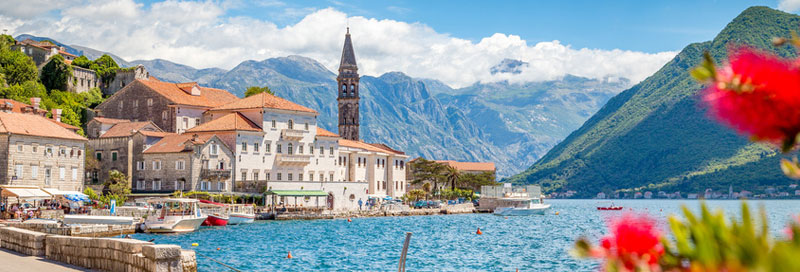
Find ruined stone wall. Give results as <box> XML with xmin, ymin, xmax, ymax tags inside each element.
<box><xmin>68</xmin><ymin>66</ymin><xmax>100</xmax><ymax>94</ymax></box>
<box><xmin>104</xmin><ymin>65</ymin><xmax>149</xmax><ymax>96</ymax></box>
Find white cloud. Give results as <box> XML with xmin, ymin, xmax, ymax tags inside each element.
<box><xmin>0</xmin><ymin>0</ymin><xmax>677</xmax><ymax>88</ymax></box>
<box><xmin>779</xmin><ymin>0</ymin><xmax>800</xmax><ymax>12</ymax></box>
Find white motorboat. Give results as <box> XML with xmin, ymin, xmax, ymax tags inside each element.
<box><xmin>493</xmin><ymin>197</ymin><xmax>551</xmax><ymax>216</ymax></box>
<box><xmin>142</xmin><ymin>198</ymin><xmax>207</xmax><ymax>233</ymax></box>
<box><xmin>227</xmin><ymin>204</ymin><xmax>255</xmax><ymax>225</ymax></box>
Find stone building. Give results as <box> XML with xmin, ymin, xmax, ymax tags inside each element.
<box><xmin>86</xmin><ymin>119</ymin><xmax>172</xmax><ymax>186</ymax></box>
<box><xmin>406</xmin><ymin>158</ymin><xmax>496</xmax><ymax>191</ymax></box>
<box><xmin>138</xmin><ymin>134</ymin><xmax>234</xmax><ymax>193</ymax></box>
<box><xmin>103</xmin><ymin>65</ymin><xmax>149</xmax><ymax>96</ymax></box>
<box><xmin>11</xmin><ymin>39</ymin><xmax>77</xmax><ymax>68</ymax></box>
<box><xmin>0</xmin><ymin>102</ymin><xmax>87</xmax><ymax>192</ymax></box>
<box><xmin>67</xmin><ymin>66</ymin><xmax>101</xmax><ymax>94</ymax></box>
<box><xmin>337</xmin><ymin>28</ymin><xmax>361</xmax><ymax>141</ymax></box>
<box><xmin>93</xmin><ymin>77</ymin><xmax>239</xmax><ymax>134</ymax></box>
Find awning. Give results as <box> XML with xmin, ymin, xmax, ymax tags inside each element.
<box><xmin>1</xmin><ymin>186</ymin><xmax>51</xmax><ymax>199</ymax></box>
<box><xmin>265</xmin><ymin>190</ymin><xmax>328</xmax><ymax>197</ymax></box>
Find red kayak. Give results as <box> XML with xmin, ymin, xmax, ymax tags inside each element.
<box><xmin>202</xmin><ymin>213</ymin><xmax>229</xmax><ymax>226</ymax></box>
<box><xmin>597</xmin><ymin>206</ymin><xmax>623</xmax><ymax>211</ymax></box>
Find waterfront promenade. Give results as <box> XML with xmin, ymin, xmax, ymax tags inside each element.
<box><xmin>0</xmin><ymin>248</ymin><xmax>88</xmax><ymax>272</ymax></box>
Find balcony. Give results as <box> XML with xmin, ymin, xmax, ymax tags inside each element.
<box><xmin>276</xmin><ymin>154</ymin><xmax>312</xmax><ymax>166</ymax></box>
<box><xmin>281</xmin><ymin>129</ymin><xmax>306</xmax><ymax>140</ymax></box>
<box><xmin>200</xmin><ymin>169</ymin><xmax>232</xmax><ymax>181</ymax></box>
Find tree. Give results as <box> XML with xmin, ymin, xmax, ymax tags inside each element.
<box><xmin>0</xmin><ymin>34</ymin><xmax>14</xmax><ymax>50</ymax></box>
<box><xmin>445</xmin><ymin>165</ymin><xmax>460</xmax><ymax>190</ymax></box>
<box><xmin>245</xmin><ymin>86</ymin><xmax>274</xmax><ymax>97</ymax></box>
<box><xmin>40</xmin><ymin>54</ymin><xmax>72</xmax><ymax>91</ymax></box>
<box><xmin>0</xmin><ymin>48</ymin><xmax>37</xmax><ymax>85</ymax></box>
<box><xmin>90</xmin><ymin>54</ymin><xmax>119</xmax><ymax>85</ymax></box>
<box><xmin>103</xmin><ymin>170</ymin><xmax>131</xmax><ymax>204</ymax></box>
<box><xmin>458</xmin><ymin>171</ymin><xmax>499</xmax><ymax>191</ymax></box>
<box><xmin>72</xmin><ymin>55</ymin><xmax>92</xmax><ymax>69</ymax></box>
<box><xmin>409</xmin><ymin>158</ymin><xmax>448</xmax><ymax>197</ymax></box>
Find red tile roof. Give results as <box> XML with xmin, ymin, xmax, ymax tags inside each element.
<box><xmin>144</xmin><ymin>134</ymin><xmax>217</xmax><ymax>153</ymax></box>
<box><xmin>339</xmin><ymin>139</ymin><xmax>404</xmax><ymax>155</ymax></box>
<box><xmin>59</xmin><ymin>50</ymin><xmax>77</xmax><ymax>58</ymax></box>
<box><xmin>210</xmin><ymin>92</ymin><xmax>317</xmax><ymax>114</ymax></box>
<box><xmin>136</xmin><ymin>78</ymin><xmax>238</xmax><ymax>108</ymax></box>
<box><xmin>0</xmin><ymin>112</ymin><xmax>86</xmax><ymax>141</ymax></box>
<box><xmin>48</xmin><ymin>119</ymin><xmax>80</xmax><ymax>131</ymax></box>
<box><xmin>138</xmin><ymin>130</ymin><xmax>174</xmax><ymax>138</ymax></box>
<box><xmin>100</xmin><ymin>122</ymin><xmax>158</xmax><ymax>138</ymax></box>
<box><xmin>186</xmin><ymin>112</ymin><xmax>261</xmax><ymax>133</ymax></box>
<box><xmin>0</xmin><ymin>99</ymin><xmax>29</xmax><ymax>113</ymax></box>
<box><xmin>91</xmin><ymin>117</ymin><xmax>130</xmax><ymax>124</ymax></box>
<box><xmin>434</xmin><ymin>160</ymin><xmax>495</xmax><ymax>172</ymax></box>
<box><xmin>316</xmin><ymin>127</ymin><xmax>339</xmax><ymax>138</ymax></box>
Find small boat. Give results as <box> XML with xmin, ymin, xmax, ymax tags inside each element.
<box><xmin>493</xmin><ymin>196</ymin><xmax>551</xmax><ymax>216</ymax></box>
<box><xmin>597</xmin><ymin>202</ymin><xmax>623</xmax><ymax>211</ymax></box>
<box><xmin>198</xmin><ymin>200</ymin><xmax>229</xmax><ymax>226</ymax></box>
<box><xmin>227</xmin><ymin>204</ymin><xmax>256</xmax><ymax>225</ymax></box>
<box><xmin>142</xmin><ymin>198</ymin><xmax>207</xmax><ymax>233</ymax></box>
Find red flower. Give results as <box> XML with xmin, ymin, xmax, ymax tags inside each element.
<box><xmin>702</xmin><ymin>47</ymin><xmax>800</xmax><ymax>146</ymax></box>
<box><xmin>600</xmin><ymin>213</ymin><xmax>664</xmax><ymax>270</ymax></box>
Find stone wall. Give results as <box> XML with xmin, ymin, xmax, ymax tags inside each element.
<box><xmin>4</xmin><ymin>221</ymin><xmax>136</xmax><ymax>237</ymax></box>
<box><xmin>0</xmin><ymin>226</ymin><xmax>196</xmax><ymax>271</ymax></box>
<box><xmin>104</xmin><ymin>65</ymin><xmax>148</xmax><ymax>96</ymax></box>
<box><xmin>95</xmin><ymin>80</ymin><xmax>176</xmax><ymax>133</ymax></box>
<box><xmin>68</xmin><ymin>66</ymin><xmax>100</xmax><ymax>94</ymax></box>
<box><xmin>90</xmin><ymin>206</ymin><xmax>151</xmax><ymax>219</ymax></box>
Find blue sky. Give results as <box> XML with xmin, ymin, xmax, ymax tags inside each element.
<box><xmin>1</xmin><ymin>0</ymin><xmax>793</xmax><ymax>87</ymax></box>
<box><xmin>214</xmin><ymin>0</ymin><xmax>779</xmax><ymax>53</ymax></box>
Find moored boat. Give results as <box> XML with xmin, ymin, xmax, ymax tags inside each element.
<box><xmin>493</xmin><ymin>195</ymin><xmax>551</xmax><ymax>216</ymax></box>
<box><xmin>597</xmin><ymin>202</ymin><xmax>623</xmax><ymax>211</ymax></box>
<box><xmin>228</xmin><ymin>204</ymin><xmax>255</xmax><ymax>225</ymax></box>
<box><xmin>142</xmin><ymin>198</ymin><xmax>207</xmax><ymax>233</ymax></box>
<box><xmin>198</xmin><ymin>200</ymin><xmax>229</xmax><ymax>226</ymax></box>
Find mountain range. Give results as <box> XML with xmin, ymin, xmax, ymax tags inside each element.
<box><xmin>506</xmin><ymin>6</ymin><xmax>798</xmax><ymax>197</ymax></box>
<box><xmin>16</xmin><ymin>35</ymin><xmax>629</xmax><ymax>178</ymax></box>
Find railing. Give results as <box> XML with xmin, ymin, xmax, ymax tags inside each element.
<box><xmin>281</xmin><ymin>129</ymin><xmax>306</xmax><ymax>140</ymax></box>
<box><xmin>276</xmin><ymin>154</ymin><xmax>312</xmax><ymax>165</ymax></box>
<box><xmin>201</xmin><ymin>169</ymin><xmax>231</xmax><ymax>181</ymax></box>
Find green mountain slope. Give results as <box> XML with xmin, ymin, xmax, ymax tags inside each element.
<box><xmin>506</xmin><ymin>6</ymin><xmax>799</xmax><ymax>197</ymax></box>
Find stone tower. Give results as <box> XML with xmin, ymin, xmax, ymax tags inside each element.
<box><xmin>337</xmin><ymin>28</ymin><xmax>360</xmax><ymax>141</ymax></box>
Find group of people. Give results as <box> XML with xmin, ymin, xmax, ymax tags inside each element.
<box><xmin>0</xmin><ymin>199</ymin><xmax>89</xmax><ymax>221</ymax></box>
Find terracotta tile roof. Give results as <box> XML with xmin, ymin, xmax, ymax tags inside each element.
<box><xmin>0</xmin><ymin>99</ymin><xmax>29</xmax><ymax>113</ymax></box>
<box><xmin>368</xmin><ymin>143</ymin><xmax>405</xmax><ymax>155</ymax></box>
<box><xmin>138</xmin><ymin>130</ymin><xmax>174</xmax><ymax>138</ymax></box>
<box><xmin>59</xmin><ymin>50</ymin><xmax>77</xmax><ymax>58</ymax></box>
<box><xmin>136</xmin><ymin>78</ymin><xmax>238</xmax><ymax>108</ymax></box>
<box><xmin>210</xmin><ymin>92</ymin><xmax>317</xmax><ymax>114</ymax></box>
<box><xmin>100</xmin><ymin>122</ymin><xmax>157</xmax><ymax>138</ymax></box>
<box><xmin>48</xmin><ymin>119</ymin><xmax>80</xmax><ymax>130</ymax></box>
<box><xmin>186</xmin><ymin>112</ymin><xmax>261</xmax><ymax>133</ymax></box>
<box><xmin>339</xmin><ymin>139</ymin><xmax>404</xmax><ymax>155</ymax></box>
<box><xmin>144</xmin><ymin>133</ymin><xmax>216</xmax><ymax>154</ymax></box>
<box><xmin>64</xmin><ymin>59</ymin><xmax>72</xmax><ymax>65</ymax></box>
<box><xmin>0</xmin><ymin>112</ymin><xmax>86</xmax><ymax>141</ymax></box>
<box><xmin>434</xmin><ymin>160</ymin><xmax>496</xmax><ymax>172</ymax></box>
<box><xmin>91</xmin><ymin>117</ymin><xmax>130</xmax><ymax>124</ymax></box>
<box><xmin>316</xmin><ymin>127</ymin><xmax>339</xmax><ymax>138</ymax></box>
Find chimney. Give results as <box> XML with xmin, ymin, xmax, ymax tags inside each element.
<box><xmin>192</xmin><ymin>134</ymin><xmax>199</xmax><ymax>142</ymax></box>
<box><xmin>30</xmin><ymin>97</ymin><xmax>40</xmax><ymax>110</ymax></box>
<box><xmin>51</xmin><ymin>108</ymin><xmax>62</xmax><ymax>122</ymax></box>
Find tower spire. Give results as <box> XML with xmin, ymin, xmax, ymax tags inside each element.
<box><xmin>337</xmin><ymin>28</ymin><xmax>360</xmax><ymax>141</ymax></box>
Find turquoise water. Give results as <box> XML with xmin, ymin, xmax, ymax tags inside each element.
<box><xmin>131</xmin><ymin>200</ymin><xmax>800</xmax><ymax>271</ymax></box>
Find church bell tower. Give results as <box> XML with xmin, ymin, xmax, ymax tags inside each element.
<box><xmin>337</xmin><ymin>28</ymin><xmax>360</xmax><ymax>141</ymax></box>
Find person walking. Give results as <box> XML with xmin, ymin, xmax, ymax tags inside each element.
<box><xmin>358</xmin><ymin>199</ymin><xmax>363</xmax><ymax>210</ymax></box>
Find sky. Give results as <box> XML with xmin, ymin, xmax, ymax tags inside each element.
<box><xmin>0</xmin><ymin>0</ymin><xmax>797</xmax><ymax>88</ymax></box>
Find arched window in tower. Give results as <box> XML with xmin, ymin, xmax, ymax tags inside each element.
<box><xmin>350</xmin><ymin>84</ymin><xmax>355</xmax><ymax>95</ymax></box>
<box><xmin>288</xmin><ymin>143</ymin><xmax>293</xmax><ymax>155</ymax></box>
<box><xmin>341</xmin><ymin>85</ymin><xmax>346</xmax><ymax>95</ymax></box>
<box><xmin>288</xmin><ymin>119</ymin><xmax>294</xmax><ymax>129</ymax></box>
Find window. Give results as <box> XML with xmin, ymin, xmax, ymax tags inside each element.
<box><xmin>319</xmin><ymin>173</ymin><xmax>324</xmax><ymax>181</ymax></box>
<box><xmin>253</xmin><ymin>172</ymin><xmax>259</xmax><ymax>181</ymax></box>
<box><xmin>71</xmin><ymin>168</ymin><xmax>77</xmax><ymax>180</ymax></box>
<box><xmin>288</xmin><ymin>173</ymin><xmax>293</xmax><ymax>181</ymax></box>
<box><xmin>133</xmin><ymin>100</ymin><xmax>138</xmax><ymax>107</ymax></box>
<box><xmin>309</xmin><ymin>144</ymin><xmax>314</xmax><ymax>154</ymax></box>
<box><xmin>59</xmin><ymin>167</ymin><xmax>65</xmax><ymax>180</ymax></box>
<box><xmin>147</xmin><ymin>98</ymin><xmax>153</xmax><ymax>107</ymax></box>
<box><xmin>218</xmin><ymin>161</ymin><xmax>225</xmax><ymax>170</ymax></box>
<box><xmin>60</xmin><ymin>148</ymin><xmax>66</xmax><ymax>156</ymax></box>
<box><xmin>31</xmin><ymin>165</ymin><xmax>38</xmax><ymax>179</ymax></box>
<box><xmin>195</xmin><ymin>119</ymin><xmax>200</xmax><ymax>126</ymax></box>
<box><xmin>330</xmin><ymin>174</ymin><xmax>334</xmax><ymax>182</ymax></box>
<box><xmin>288</xmin><ymin>143</ymin><xmax>293</xmax><ymax>155</ymax></box>
<box><xmin>111</xmin><ymin>151</ymin><xmax>118</xmax><ymax>161</ymax></box>
<box><xmin>288</xmin><ymin>119</ymin><xmax>294</xmax><ymax>129</ymax></box>
<box><xmin>309</xmin><ymin>173</ymin><xmax>314</xmax><ymax>181</ymax></box>
<box><xmin>305</xmin><ymin>123</ymin><xmax>309</xmax><ymax>130</ymax></box>
<box><xmin>298</xmin><ymin>145</ymin><xmax>303</xmax><ymax>154</ymax></box>
<box><xmin>137</xmin><ymin>161</ymin><xmax>145</xmax><ymax>170</ymax></box>
<box><xmin>200</xmin><ymin>181</ymin><xmax>207</xmax><ymax>191</ymax></box>
<box><xmin>272</xmin><ymin>120</ymin><xmax>276</xmax><ymax>128</ymax></box>
<box><xmin>46</xmin><ymin>146</ymin><xmax>53</xmax><ymax>156</ymax></box>
<box><xmin>153</xmin><ymin>180</ymin><xmax>161</xmax><ymax>190</ymax></box>
<box><xmin>137</xmin><ymin>180</ymin><xmax>145</xmax><ymax>190</ymax></box>
<box><xmin>277</xmin><ymin>173</ymin><xmax>282</xmax><ymax>181</ymax></box>
<box><xmin>118</xmin><ymin>101</ymin><xmax>123</xmax><ymax>109</ymax></box>
<box><xmin>241</xmin><ymin>142</ymin><xmax>247</xmax><ymax>152</ymax></box>
<box><xmin>175</xmin><ymin>160</ymin><xmax>185</xmax><ymax>170</ymax></box>
<box><xmin>401</xmin><ymin>161</ymin><xmax>405</xmax><ymax>168</ymax></box>
<box><xmin>16</xmin><ymin>142</ymin><xmax>22</xmax><ymax>152</ymax></box>
<box><xmin>319</xmin><ymin>147</ymin><xmax>323</xmax><ymax>156</ymax></box>
<box><xmin>265</xmin><ymin>143</ymin><xmax>271</xmax><ymax>153</ymax></box>
<box><xmin>218</xmin><ymin>182</ymin><xmax>225</xmax><ymax>191</ymax></box>
<box><xmin>254</xmin><ymin>143</ymin><xmax>259</xmax><ymax>153</ymax></box>
<box><xmin>152</xmin><ymin>161</ymin><xmax>162</xmax><ymax>170</ymax></box>
<box><xmin>241</xmin><ymin>171</ymin><xmax>248</xmax><ymax>181</ymax></box>
<box><xmin>32</xmin><ymin>144</ymin><xmax>37</xmax><ymax>153</ymax></box>
<box><xmin>96</xmin><ymin>152</ymin><xmax>102</xmax><ymax>161</ymax></box>
<box><xmin>162</xmin><ymin>111</ymin><xmax>168</xmax><ymax>121</ymax></box>
<box><xmin>383</xmin><ymin>181</ymin><xmax>388</xmax><ymax>191</ymax></box>
<box><xmin>329</xmin><ymin>146</ymin><xmax>334</xmax><ymax>155</ymax></box>
<box><xmin>14</xmin><ymin>164</ymin><xmax>23</xmax><ymax>179</ymax></box>
<box><xmin>182</xmin><ymin>117</ymin><xmax>188</xmax><ymax>129</ymax></box>
<box><xmin>277</xmin><ymin>144</ymin><xmax>282</xmax><ymax>154</ymax></box>
<box><xmin>210</xmin><ymin>144</ymin><xmax>218</xmax><ymax>155</ymax></box>
<box><xmin>266</xmin><ymin>173</ymin><xmax>270</xmax><ymax>181</ymax></box>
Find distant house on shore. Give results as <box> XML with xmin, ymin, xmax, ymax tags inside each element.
<box><xmin>406</xmin><ymin>158</ymin><xmax>496</xmax><ymax>192</ymax></box>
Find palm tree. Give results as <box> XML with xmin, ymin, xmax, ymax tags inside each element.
<box><xmin>422</xmin><ymin>183</ymin><xmax>432</xmax><ymax>200</ymax></box>
<box><xmin>445</xmin><ymin>165</ymin><xmax>460</xmax><ymax>191</ymax></box>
